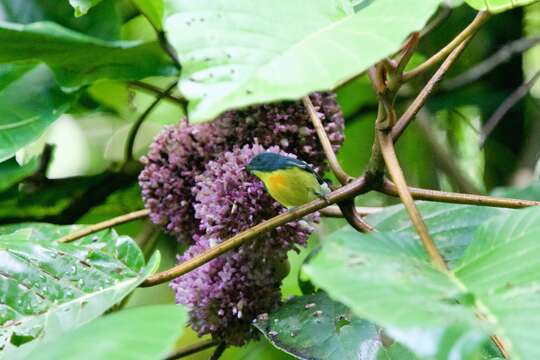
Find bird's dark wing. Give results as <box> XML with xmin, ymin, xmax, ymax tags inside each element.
<box><xmin>283</xmin><ymin>157</ymin><xmax>326</xmax><ymax>185</ymax></box>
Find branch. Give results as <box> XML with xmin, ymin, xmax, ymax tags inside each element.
<box><xmin>402</xmin><ymin>11</ymin><xmax>490</xmax><ymax>81</ymax></box>
<box><xmin>380</xmin><ymin>179</ymin><xmax>540</xmax><ymax>208</ymax></box>
<box><xmin>209</xmin><ymin>342</ymin><xmax>226</xmax><ymax>360</ymax></box>
<box><xmin>58</xmin><ymin>209</ymin><xmax>149</xmax><ymax>243</ymax></box>
<box><xmin>479</xmin><ymin>68</ymin><xmax>540</xmax><ymax>147</ymax></box>
<box><xmin>442</xmin><ymin>37</ymin><xmax>540</xmax><ymax>91</ymax></box>
<box><xmin>377</xmin><ymin>131</ymin><xmax>448</xmax><ymax>271</ymax></box>
<box><xmin>320</xmin><ymin>205</ymin><xmax>382</xmax><ymax>218</ymax></box>
<box><xmin>416</xmin><ymin>110</ymin><xmax>483</xmax><ymax>194</ymax></box>
<box><xmin>165</xmin><ymin>339</ymin><xmax>219</xmax><ymax>360</ymax></box>
<box><xmin>124</xmin><ymin>81</ymin><xmax>178</xmax><ymax>162</ymax></box>
<box><xmin>302</xmin><ymin>96</ymin><xmax>352</xmax><ymax>184</ymax></box>
<box><xmin>141</xmin><ymin>176</ymin><xmax>370</xmax><ymax>287</ymax></box>
<box><xmin>391</xmin><ymin>38</ymin><xmax>471</xmax><ymax>142</ymax></box>
<box><xmin>129</xmin><ymin>81</ymin><xmax>186</xmax><ymax>106</ymax></box>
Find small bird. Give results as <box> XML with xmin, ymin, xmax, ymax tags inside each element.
<box><xmin>246</xmin><ymin>152</ymin><xmax>330</xmax><ymax>208</ymax></box>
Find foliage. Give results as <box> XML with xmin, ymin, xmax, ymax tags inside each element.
<box><xmin>0</xmin><ymin>0</ymin><xmax>539</xmax><ymax>359</ymax></box>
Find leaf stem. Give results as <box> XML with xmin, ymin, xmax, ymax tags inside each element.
<box><xmin>165</xmin><ymin>339</ymin><xmax>219</xmax><ymax>360</ymax></box>
<box><xmin>209</xmin><ymin>342</ymin><xmax>227</xmax><ymax>360</ymax></box>
<box><xmin>402</xmin><ymin>11</ymin><xmax>490</xmax><ymax>81</ymax></box>
<box><xmin>302</xmin><ymin>96</ymin><xmax>352</xmax><ymax>184</ymax></box>
<box><xmin>391</xmin><ymin>38</ymin><xmax>472</xmax><ymax>142</ymax></box>
<box><xmin>377</xmin><ymin>131</ymin><xmax>448</xmax><ymax>271</ymax></box>
<box><xmin>380</xmin><ymin>179</ymin><xmax>540</xmax><ymax>208</ymax></box>
<box><xmin>124</xmin><ymin>81</ymin><xmax>177</xmax><ymax>163</ymax></box>
<box><xmin>58</xmin><ymin>209</ymin><xmax>150</xmax><ymax>243</ymax></box>
<box><xmin>141</xmin><ymin>176</ymin><xmax>370</xmax><ymax>287</ymax></box>
<box><xmin>129</xmin><ymin>81</ymin><xmax>186</xmax><ymax>106</ymax></box>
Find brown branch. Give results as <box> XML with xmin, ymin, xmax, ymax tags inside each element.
<box><xmin>303</xmin><ymin>96</ymin><xmax>352</xmax><ymax>184</ymax></box>
<box><xmin>58</xmin><ymin>209</ymin><xmax>150</xmax><ymax>243</ymax></box>
<box><xmin>129</xmin><ymin>81</ymin><xmax>186</xmax><ymax>106</ymax></box>
<box><xmin>380</xmin><ymin>179</ymin><xmax>540</xmax><ymax>208</ymax></box>
<box><xmin>442</xmin><ymin>37</ymin><xmax>540</xmax><ymax>91</ymax></box>
<box><xmin>377</xmin><ymin>131</ymin><xmax>448</xmax><ymax>271</ymax></box>
<box><xmin>320</xmin><ymin>205</ymin><xmax>382</xmax><ymax>218</ymax></box>
<box><xmin>402</xmin><ymin>11</ymin><xmax>490</xmax><ymax>81</ymax></box>
<box><xmin>165</xmin><ymin>339</ymin><xmax>219</xmax><ymax>360</ymax></box>
<box><xmin>391</xmin><ymin>38</ymin><xmax>472</xmax><ymax>142</ymax></box>
<box><xmin>125</xmin><ymin>81</ymin><xmax>178</xmax><ymax>163</ymax></box>
<box><xmin>141</xmin><ymin>176</ymin><xmax>370</xmax><ymax>287</ymax></box>
<box><xmin>479</xmin><ymin>68</ymin><xmax>540</xmax><ymax>147</ymax></box>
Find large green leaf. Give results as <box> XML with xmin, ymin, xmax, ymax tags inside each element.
<box><xmin>254</xmin><ymin>291</ymin><xmax>409</xmax><ymax>360</ymax></box>
<box><xmin>0</xmin><ymin>21</ymin><xmax>176</xmax><ymax>89</ymax></box>
<box><xmin>0</xmin><ymin>224</ymin><xmax>160</xmax><ymax>358</ymax></box>
<box><xmin>367</xmin><ymin>202</ymin><xmax>507</xmax><ymax>266</ymax></box>
<box><xmin>0</xmin><ymin>64</ymin><xmax>73</xmax><ymax>162</ymax></box>
<box><xmin>164</xmin><ymin>0</ymin><xmax>442</xmax><ymax>122</ymax></box>
<box><xmin>23</xmin><ymin>304</ymin><xmax>186</xmax><ymax>360</ymax></box>
<box><xmin>465</xmin><ymin>0</ymin><xmax>540</xmax><ymax>13</ymax></box>
<box><xmin>0</xmin><ymin>158</ymin><xmax>38</xmax><ymax>193</ymax></box>
<box><xmin>305</xmin><ymin>206</ymin><xmax>540</xmax><ymax>359</ymax></box>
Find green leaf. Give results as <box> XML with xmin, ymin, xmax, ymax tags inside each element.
<box><xmin>164</xmin><ymin>0</ymin><xmax>442</xmax><ymax>122</ymax></box>
<box><xmin>23</xmin><ymin>304</ymin><xmax>187</xmax><ymax>360</ymax></box>
<box><xmin>132</xmin><ymin>0</ymin><xmax>164</xmax><ymax>30</ymax></box>
<box><xmin>305</xmin><ymin>206</ymin><xmax>540</xmax><ymax>359</ymax></box>
<box><xmin>0</xmin><ymin>224</ymin><xmax>160</xmax><ymax>357</ymax></box>
<box><xmin>0</xmin><ymin>21</ymin><xmax>176</xmax><ymax>89</ymax></box>
<box><xmin>367</xmin><ymin>202</ymin><xmax>507</xmax><ymax>266</ymax></box>
<box><xmin>254</xmin><ymin>292</ymin><xmax>387</xmax><ymax>360</ymax></box>
<box><xmin>464</xmin><ymin>0</ymin><xmax>540</xmax><ymax>13</ymax></box>
<box><xmin>68</xmin><ymin>0</ymin><xmax>103</xmax><ymax>16</ymax></box>
<box><xmin>0</xmin><ymin>64</ymin><xmax>73</xmax><ymax>162</ymax></box>
<box><xmin>0</xmin><ymin>158</ymin><xmax>38</xmax><ymax>192</ymax></box>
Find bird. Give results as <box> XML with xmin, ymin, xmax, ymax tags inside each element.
<box><xmin>246</xmin><ymin>152</ymin><xmax>330</xmax><ymax>208</ymax></box>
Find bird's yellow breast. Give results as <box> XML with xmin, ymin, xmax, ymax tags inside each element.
<box><xmin>253</xmin><ymin>167</ymin><xmax>321</xmax><ymax>208</ymax></box>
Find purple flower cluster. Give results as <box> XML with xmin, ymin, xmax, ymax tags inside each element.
<box><xmin>171</xmin><ymin>145</ymin><xmax>313</xmax><ymax>345</ymax></box>
<box><xmin>139</xmin><ymin>93</ymin><xmax>344</xmax><ymax>240</ymax></box>
<box><xmin>139</xmin><ymin>93</ymin><xmax>345</xmax><ymax>345</ymax></box>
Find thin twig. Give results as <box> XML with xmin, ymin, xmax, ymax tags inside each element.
<box><xmin>303</xmin><ymin>96</ymin><xmax>352</xmax><ymax>184</ymax></box>
<box><xmin>209</xmin><ymin>342</ymin><xmax>226</xmax><ymax>360</ymax></box>
<box><xmin>58</xmin><ymin>209</ymin><xmax>150</xmax><ymax>243</ymax></box>
<box><xmin>377</xmin><ymin>131</ymin><xmax>448</xmax><ymax>271</ymax></box>
<box><xmin>380</xmin><ymin>179</ymin><xmax>540</xmax><ymax>208</ymax></box>
<box><xmin>416</xmin><ymin>110</ymin><xmax>483</xmax><ymax>194</ymax></box>
<box><xmin>402</xmin><ymin>11</ymin><xmax>490</xmax><ymax>81</ymax></box>
<box><xmin>479</xmin><ymin>68</ymin><xmax>540</xmax><ymax>147</ymax></box>
<box><xmin>442</xmin><ymin>37</ymin><xmax>540</xmax><ymax>91</ymax></box>
<box><xmin>129</xmin><ymin>81</ymin><xmax>186</xmax><ymax>106</ymax></box>
<box><xmin>419</xmin><ymin>5</ymin><xmax>451</xmax><ymax>39</ymax></box>
<box><xmin>125</xmin><ymin>82</ymin><xmax>178</xmax><ymax>162</ymax></box>
<box><xmin>141</xmin><ymin>176</ymin><xmax>370</xmax><ymax>287</ymax></box>
<box><xmin>165</xmin><ymin>339</ymin><xmax>219</xmax><ymax>360</ymax></box>
<box><xmin>320</xmin><ymin>205</ymin><xmax>383</xmax><ymax>218</ymax></box>
<box><xmin>391</xmin><ymin>38</ymin><xmax>472</xmax><ymax>142</ymax></box>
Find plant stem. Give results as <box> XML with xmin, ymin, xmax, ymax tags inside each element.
<box><xmin>209</xmin><ymin>342</ymin><xmax>226</xmax><ymax>360</ymax></box>
<box><xmin>402</xmin><ymin>11</ymin><xmax>490</xmax><ymax>81</ymax></box>
<box><xmin>480</xmin><ymin>67</ymin><xmax>540</xmax><ymax>147</ymax></box>
<box><xmin>58</xmin><ymin>209</ymin><xmax>150</xmax><ymax>243</ymax></box>
<box><xmin>303</xmin><ymin>96</ymin><xmax>352</xmax><ymax>184</ymax></box>
<box><xmin>124</xmin><ymin>81</ymin><xmax>177</xmax><ymax>163</ymax></box>
<box><xmin>377</xmin><ymin>131</ymin><xmax>448</xmax><ymax>271</ymax></box>
<box><xmin>419</xmin><ymin>5</ymin><xmax>451</xmax><ymax>39</ymax></box>
<box><xmin>141</xmin><ymin>176</ymin><xmax>370</xmax><ymax>287</ymax></box>
<box><xmin>391</xmin><ymin>37</ymin><xmax>471</xmax><ymax>142</ymax></box>
<box><xmin>129</xmin><ymin>81</ymin><xmax>186</xmax><ymax>106</ymax></box>
<box><xmin>442</xmin><ymin>37</ymin><xmax>540</xmax><ymax>91</ymax></box>
<box><xmin>165</xmin><ymin>339</ymin><xmax>219</xmax><ymax>360</ymax></box>
<box><xmin>320</xmin><ymin>205</ymin><xmax>383</xmax><ymax>218</ymax></box>
<box><xmin>380</xmin><ymin>179</ymin><xmax>540</xmax><ymax>208</ymax></box>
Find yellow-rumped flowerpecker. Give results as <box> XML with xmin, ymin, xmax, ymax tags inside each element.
<box><xmin>246</xmin><ymin>152</ymin><xmax>330</xmax><ymax>208</ymax></box>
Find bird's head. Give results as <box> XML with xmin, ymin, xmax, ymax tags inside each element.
<box><xmin>246</xmin><ymin>152</ymin><xmax>285</xmax><ymax>174</ymax></box>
